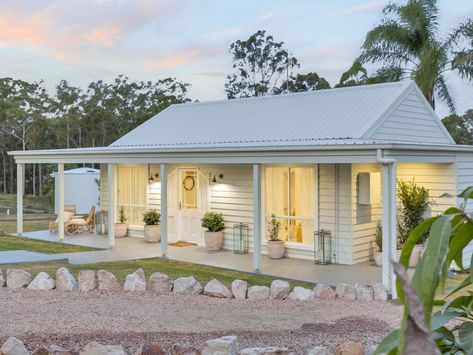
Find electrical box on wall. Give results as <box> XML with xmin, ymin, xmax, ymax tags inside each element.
<box><xmin>358</xmin><ymin>172</ymin><xmax>381</xmax><ymax>205</ymax></box>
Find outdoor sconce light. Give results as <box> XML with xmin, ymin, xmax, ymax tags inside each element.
<box><xmin>210</xmin><ymin>173</ymin><xmax>224</xmax><ymax>184</ymax></box>
<box><xmin>149</xmin><ymin>173</ymin><xmax>160</xmax><ymax>182</ymax></box>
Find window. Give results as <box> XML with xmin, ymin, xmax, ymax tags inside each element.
<box><xmin>117</xmin><ymin>165</ymin><xmax>147</xmax><ymax>225</ymax></box>
<box><xmin>265</xmin><ymin>167</ymin><xmax>315</xmax><ymax>245</ymax></box>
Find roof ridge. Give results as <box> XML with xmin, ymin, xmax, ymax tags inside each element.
<box><xmin>170</xmin><ymin>80</ymin><xmax>413</xmax><ymax>109</ymax></box>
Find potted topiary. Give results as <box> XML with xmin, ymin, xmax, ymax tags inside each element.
<box><xmin>115</xmin><ymin>207</ymin><xmax>128</xmax><ymax>238</ymax></box>
<box><xmin>201</xmin><ymin>212</ymin><xmax>225</xmax><ymax>251</ymax></box>
<box><xmin>267</xmin><ymin>215</ymin><xmax>285</xmax><ymax>259</ymax></box>
<box><xmin>374</xmin><ymin>221</ymin><xmax>383</xmax><ymax>267</ymax></box>
<box><xmin>143</xmin><ymin>209</ymin><xmax>161</xmax><ymax>243</ymax></box>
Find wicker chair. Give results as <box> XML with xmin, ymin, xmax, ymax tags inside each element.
<box><xmin>66</xmin><ymin>206</ymin><xmax>96</xmax><ymax>235</ymax></box>
<box><xmin>49</xmin><ymin>206</ymin><xmax>76</xmax><ymax>234</ymax></box>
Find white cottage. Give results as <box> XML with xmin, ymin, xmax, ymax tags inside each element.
<box><xmin>10</xmin><ymin>81</ymin><xmax>473</xmax><ymax>296</ymax></box>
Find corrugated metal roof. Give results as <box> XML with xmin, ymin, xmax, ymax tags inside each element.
<box><xmin>111</xmin><ymin>81</ymin><xmax>414</xmax><ymax>148</ymax></box>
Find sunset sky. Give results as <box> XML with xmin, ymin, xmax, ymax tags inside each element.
<box><xmin>0</xmin><ymin>0</ymin><xmax>472</xmax><ymax>118</ymax></box>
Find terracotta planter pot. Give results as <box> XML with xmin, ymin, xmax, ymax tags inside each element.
<box><xmin>204</xmin><ymin>231</ymin><xmax>224</xmax><ymax>251</ymax></box>
<box><xmin>115</xmin><ymin>223</ymin><xmax>128</xmax><ymax>238</ymax></box>
<box><xmin>268</xmin><ymin>240</ymin><xmax>285</xmax><ymax>259</ymax></box>
<box><xmin>144</xmin><ymin>224</ymin><xmax>160</xmax><ymax>243</ymax></box>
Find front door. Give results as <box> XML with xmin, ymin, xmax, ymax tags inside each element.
<box><xmin>177</xmin><ymin>169</ymin><xmax>201</xmax><ymax>243</ymax></box>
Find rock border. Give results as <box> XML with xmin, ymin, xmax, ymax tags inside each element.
<box><xmin>0</xmin><ymin>267</ymin><xmax>389</xmax><ymax>302</ymax></box>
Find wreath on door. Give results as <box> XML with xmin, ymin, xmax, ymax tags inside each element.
<box><xmin>183</xmin><ymin>175</ymin><xmax>195</xmax><ymax>191</ymax></box>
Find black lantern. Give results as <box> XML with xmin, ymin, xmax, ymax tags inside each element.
<box><xmin>233</xmin><ymin>223</ymin><xmax>249</xmax><ymax>254</ymax></box>
<box><xmin>314</xmin><ymin>229</ymin><xmax>332</xmax><ymax>264</ymax></box>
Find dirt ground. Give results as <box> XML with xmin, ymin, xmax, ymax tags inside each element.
<box><xmin>0</xmin><ymin>289</ymin><xmax>403</xmax><ymax>353</ymax></box>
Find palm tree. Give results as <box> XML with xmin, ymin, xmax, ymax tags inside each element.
<box><xmin>359</xmin><ymin>0</ymin><xmax>473</xmax><ymax>112</ymax></box>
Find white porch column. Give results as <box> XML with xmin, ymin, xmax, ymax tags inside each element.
<box><xmin>107</xmin><ymin>163</ymin><xmax>116</xmax><ymax>248</ymax></box>
<box><xmin>160</xmin><ymin>163</ymin><xmax>168</xmax><ymax>258</ymax></box>
<box><xmin>58</xmin><ymin>163</ymin><xmax>65</xmax><ymax>240</ymax></box>
<box><xmin>16</xmin><ymin>163</ymin><xmax>24</xmax><ymax>235</ymax></box>
<box><xmin>253</xmin><ymin>163</ymin><xmax>262</xmax><ymax>272</ymax></box>
<box><xmin>381</xmin><ymin>162</ymin><xmax>397</xmax><ymax>298</ymax></box>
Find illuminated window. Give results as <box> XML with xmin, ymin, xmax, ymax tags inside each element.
<box><xmin>117</xmin><ymin>165</ymin><xmax>147</xmax><ymax>225</ymax></box>
<box><xmin>265</xmin><ymin>167</ymin><xmax>315</xmax><ymax>245</ymax></box>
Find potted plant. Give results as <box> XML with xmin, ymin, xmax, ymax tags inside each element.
<box><xmin>397</xmin><ymin>179</ymin><xmax>429</xmax><ymax>267</ymax></box>
<box><xmin>374</xmin><ymin>221</ymin><xmax>383</xmax><ymax>267</ymax></box>
<box><xmin>201</xmin><ymin>212</ymin><xmax>225</xmax><ymax>251</ymax></box>
<box><xmin>115</xmin><ymin>207</ymin><xmax>128</xmax><ymax>238</ymax></box>
<box><xmin>143</xmin><ymin>209</ymin><xmax>161</xmax><ymax>243</ymax></box>
<box><xmin>267</xmin><ymin>215</ymin><xmax>285</xmax><ymax>259</ymax></box>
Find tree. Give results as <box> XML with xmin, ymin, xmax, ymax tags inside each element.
<box><xmin>336</xmin><ymin>61</ymin><xmax>402</xmax><ymax>87</ymax></box>
<box><xmin>225</xmin><ymin>30</ymin><xmax>299</xmax><ymax>98</ymax></box>
<box><xmin>277</xmin><ymin>72</ymin><xmax>330</xmax><ymax>93</ymax></box>
<box><xmin>442</xmin><ymin>109</ymin><xmax>473</xmax><ymax>145</ymax></box>
<box><xmin>359</xmin><ymin>0</ymin><xmax>473</xmax><ymax>112</ymax></box>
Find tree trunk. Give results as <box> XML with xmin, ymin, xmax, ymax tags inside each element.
<box><xmin>9</xmin><ymin>155</ymin><xmax>13</xmax><ymax>194</ymax></box>
<box><xmin>39</xmin><ymin>163</ymin><xmax>42</xmax><ymax>196</ymax></box>
<box><xmin>2</xmin><ymin>152</ymin><xmax>6</xmax><ymax>194</ymax></box>
<box><xmin>32</xmin><ymin>163</ymin><xmax>36</xmax><ymax>197</ymax></box>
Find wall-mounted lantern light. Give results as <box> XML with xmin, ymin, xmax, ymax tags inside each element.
<box><xmin>148</xmin><ymin>164</ymin><xmax>160</xmax><ymax>182</ymax></box>
<box><xmin>210</xmin><ymin>173</ymin><xmax>224</xmax><ymax>184</ymax></box>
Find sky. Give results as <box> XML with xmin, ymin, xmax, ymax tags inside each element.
<box><xmin>0</xmin><ymin>0</ymin><xmax>472</xmax><ymax>118</ymax></box>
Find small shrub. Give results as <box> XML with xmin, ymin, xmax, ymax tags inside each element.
<box><xmin>375</xmin><ymin>220</ymin><xmax>382</xmax><ymax>252</ymax></box>
<box><xmin>118</xmin><ymin>207</ymin><xmax>127</xmax><ymax>224</ymax></box>
<box><xmin>201</xmin><ymin>212</ymin><xmax>225</xmax><ymax>232</ymax></box>
<box><xmin>143</xmin><ymin>209</ymin><xmax>160</xmax><ymax>225</ymax></box>
<box><xmin>267</xmin><ymin>215</ymin><xmax>282</xmax><ymax>241</ymax></box>
<box><xmin>397</xmin><ymin>179</ymin><xmax>429</xmax><ymax>246</ymax></box>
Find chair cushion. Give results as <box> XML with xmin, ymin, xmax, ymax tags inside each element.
<box><xmin>55</xmin><ymin>211</ymin><xmax>74</xmax><ymax>223</ymax></box>
<box><xmin>69</xmin><ymin>218</ymin><xmax>87</xmax><ymax>225</ymax></box>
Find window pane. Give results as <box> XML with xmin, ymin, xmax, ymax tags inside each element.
<box><xmin>290</xmin><ymin>168</ymin><xmax>315</xmax><ymax>218</ymax></box>
<box><xmin>265</xmin><ymin>167</ymin><xmax>288</xmax><ymax>217</ymax></box>
<box><xmin>182</xmin><ymin>170</ymin><xmax>197</xmax><ymax>209</ymax></box>
<box><xmin>289</xmin><ymin>219</ymin><xmax>314</xmax><ymax>245</ymax></box>
<box><xmin>117</xmin><ymin>165</ymin><xmax>147</xmax><ymax>225</ymax></box>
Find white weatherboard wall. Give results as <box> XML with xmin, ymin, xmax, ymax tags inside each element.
<box><xmin>456</xmin><ymin>154</ymin><xmax>473</xmax><ymax>267</ymax></box>
<box><xmin>351</xmin><ymin>162</ymin><xmax>456</xmax><ymax>264</ymax></box>
<box><xmin>53</xmin><ymin>168</ymin><xmax>100</xmax><ymax>214</ymax></box>
<box><xmin>369</xmin><ymin>86</ymin><xmax>453</xmax><ymax>144</ymax></box>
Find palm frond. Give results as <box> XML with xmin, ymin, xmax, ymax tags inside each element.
<box><xmin>451</xmin><ymin>50</ymin><xmax>473</xmax><ymax>80</ymax></box>
<box><xmin>435</xmin><ymin>75</ymin><xmax>456</xmax><ymax>114</ymax></box>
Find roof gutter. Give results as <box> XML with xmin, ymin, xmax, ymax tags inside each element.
<box><xmin>377</xmin><ymin>148</ymin><xmax>396</xmax><ymax>165</ymax></box>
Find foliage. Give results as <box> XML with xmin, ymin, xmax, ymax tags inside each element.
<box><xmin>374</xmin><ymin>187</ymin><xmax>473</xmax><ymax>354</ymax></box>
<box><xmin>267</xmin><ymin>215</ymin><xmax>282</xmax><ymax>241</ymax></box>
<box><xmin>358</xmin><ymin>0</ymin><xmax>473</xmax><ymax>112</ymax></box>
<box><xmin>397</xmin><ymin>179</ymin><xmax>429</xmax><ymax>246</ymax></box>
<box><xmin>118</xmin><ymin>207</ymin><xmax>127</xmax><ymax>224</ymax></box>
<box><xmin>442</xmin><ymin>109</ymin><xmax>473</xmax><ymax>145</ymax></box>
<box><xmin>225</xmin><ymin>30</ymin><xmax>330</xmax><ymax>98</ymax></box>
<box><xmin>336</xmin><ymin>60</ymin><xmax>402</xmax><ymax>87</ymax></box>
<box><xmin>143</xmin><ymin>209</ymin><xmax>160</xmax><ymax>225</ymax></box>
<box><xmin>201</xmin><ymin>212</ymin><xmax>225</xmax><ymax>232</ymax></box>
<box><xmin>375</xmin><ymin>220</ymin><xmax>383</xmax><ymax>252</ymax></box>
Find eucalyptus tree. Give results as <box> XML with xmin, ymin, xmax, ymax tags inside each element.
<box><xmin>442</xmin><ymin>109</ymin><xmax>473</xmax><ymax>145</ymax></box>
<box><xmin>359</xmin><ymin>0</ymin><xmax>473</xmax><ymax>112</ymax></box>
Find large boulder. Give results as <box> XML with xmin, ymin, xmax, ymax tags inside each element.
<box><xmin>0</xmin><ymin>337</ymin><xmax>29</xmax><ymax>355</ymax></box>
<box><xmin>79</xmin><ymin>342</ymin><xmax>126</xmax><ymax>355</ymax></box>
<box><xmin>334</xmin><ymin>340</ymin><xmax>364</xmax><ymax>355</ymax></box>
<box><xmin>173</xmin><ymin>276</ymin><xmax>203</xmax><ymax>295</ymax></box>
<box><xmin>32</xmin><ymin>345</ymin><xmax>71</xmax><ymax>355</ymax></box>
<box><xmin>370</xmin><ymin>283</ymin><xmax>388</xmax><ymax>302</ymax></box>
<box><xmin>313</xmin><ymin>284</ymin><xmax>336</xmax><ymax>300</ymax></box>
<box><xmin>0</xmin><ymin>269</ymin><xmax>5</xmax><ymax>287</ymax></box>
<box><xmin>269</xmin><ymin>280</ymin><xmax>290</xmax><ymax>299</ymax></box>
<box><xmin>204</xmin><ymin>279</ymin><xmax>232</xmax><ymax>298</ymax></box>
<box><xmin>148</xmin><ymin>272</ymin><xmax>173</xmax><ymax>294</ymax></box>
<box><xmin>335</xmin><ymin>284</ymin><xmax>356</xmax><ymax>300</ymax></box>
<box><xmin>307</xmin><ymin>347</ymin><xmax>330</xmax><ymax>355</ymax></box>
<box><xmin>97</xmin><ymin>270</ymin><xmax>121</xmax><ymax>290</ymax></box>
<box><xmin>27</xmin><ymin>272</ymin><xmax>55</xmax><ymax>291</ymax></box>
<box><xmin>134</xmin><ymin>343</ymin><xmax>166</xmax><ymax>355</ymax></box>
<box><xmin>247</xmin><ymin>285</ymin><xmax>270</xmax><ymax>300</ymax></box>
<box><xmin>124</xmin><ymin>268</ymin><xmax>146</xmax><ymax>292</ymax></box>
<box><xmin>170</xmin><ymin>344</ymin><xmax>202</xmax><ymax>355</ymax></box>
<box><xmin>287</xmin><ymin>286</ymin><xmax>315</xmax><ymax>300</ymax></box>
<box><xmin>78</xmin><ymin>270</ymin><xmax>97</xmax><ymax>291</ymax></box>
<box><xmin>231</xmin><ymin>279</ymin><xmax>247</xmax><ymax>300</ymax></box>
<box><xmin>354</xmin><ymin>283</ymin><xmax>374</xmax><ymax>302</ymax></box>
<box><xmin>7</xmin><ymin>269</ymin><xmax>32</xmax><ymax>289</ymax></box>
<box><xmin>56</xmin><ymin>267</ymin><xmax>78</xmax><ymax>291</ymax></box>
<box><xmin>202</xmin><ymin>336</ymin><xmax>238</xmax><ymax>355</ymax></box>
<box><xmin>239</xmin><ymin>347</ymin><xmax>289</xmax><ymax>355</ymax></box>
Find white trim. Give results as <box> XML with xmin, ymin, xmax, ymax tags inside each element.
<box><xmin>107</xmin><ymin>164</ymin><xmax>116</xmax><ymax>248</ymax></box>
<box><xmin>58</xmin><ymin>163</ymin><xmax>64</xmax><ymax>240</ymax></box>
<box><xmin>160</xmin><ymin>163</ymin><xmax>168</xmax><ymax>257</ymax></box>
<box><xmin>16</xmin><ymin>163</ymin><xmax>24</xmax><ymax>235</ymax></box>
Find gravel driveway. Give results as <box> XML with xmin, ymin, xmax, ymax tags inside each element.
<box><xmin>0</xmin><ymin>289</ymin><xmax>402</xmax><ymax>353</ymax></box>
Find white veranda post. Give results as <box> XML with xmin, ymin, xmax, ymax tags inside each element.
<box><xmin>16</xmin><ymin>163</ymin><xmax>24</xmax><ymax>235</ymax></box>
<box><xmin>381</xmin><ymin>162</ymin><xmax>397</xmax><ymax>299</ymax></box>
<box><xmin>160</xmin><ymin>163</ymin><xmax>168</xmax><ymax>258</ymax></box>
<box><xmin>108</xmin><ymin>163</ymin><xmax>116</xmax><ymax>248</ymax></box>
<box><xmin>253</xmin><ymin>163</ymin><xmax>262</xmax><ymax>272</ymax></box>
<box><xmin>58</xmin><ymin>163</ymin><xmax>65</xmax><ymax>241</ymax></box>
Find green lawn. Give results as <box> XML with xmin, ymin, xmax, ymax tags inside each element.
<box><xmin>0</xmin><ymin>235</ymin><xmax>95</xmax><ymax>253</ymax></box>
<box><xmin>4</xmin><ymin>258</ymin><xmax>315</xmax><ymax>288</ymax></box>
<box><xmin>1</xmin><ymin>220</ymin><xmax>50</xmax><ymax>234</ymax></box>
<box><xmin>0</xmin><ymin>193</ymin><xmax>53</xmax><ymax>213</ymax></box>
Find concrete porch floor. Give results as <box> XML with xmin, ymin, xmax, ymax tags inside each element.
<box><xmin>10</xmin><ymin>230</ymin><xmax>381</xmax><ymax>286</ymax></box>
